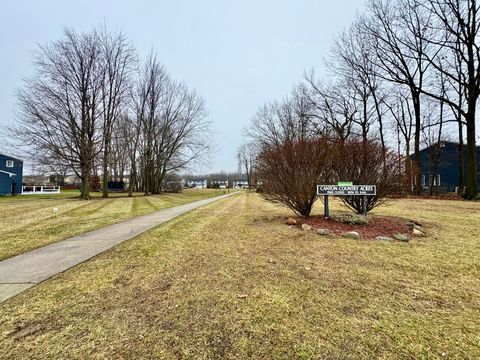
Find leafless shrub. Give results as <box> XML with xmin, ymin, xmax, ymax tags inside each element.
<box><xmin>255</xmin><ymin>137</ymin><xmax>335</xmax><ymax>216</ymax></box>
<box><xmin>332</xmin><ymin>138</ymin><xmax>403</xmax><ymax>214</ymax></box>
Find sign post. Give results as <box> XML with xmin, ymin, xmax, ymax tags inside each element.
<box><xmin>324</xmin><ymin>195</ymin><xmax>329</xmax><ymax>218</ymax></box>
<box><xmin>317</xmin><ymin>184</ymin><xmax>376</xmax><ymax>218</ymax></box>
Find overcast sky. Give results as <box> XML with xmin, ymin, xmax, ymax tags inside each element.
<box><xmin>0</xmin><ymin>0</ymin><xmax>366</xmax><ymax>173</ymax></box>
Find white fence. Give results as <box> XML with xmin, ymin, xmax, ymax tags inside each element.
<box><xmin>21</xmin><ymin>186</ymin><xmax>61</xmax><ymax>195</ymax></box>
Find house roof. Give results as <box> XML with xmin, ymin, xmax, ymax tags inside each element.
<box><xmin>410</xmin><ymin>141</ymin><xmax>480</xmax><ymax>158</ymax></box>
<box><xmin>422</xmin><ymin>141</ymin><xmax>479</xmax><ymax>151</ymax></box>
<box><xmin>186</xmin><ymin>179</ymin><xmax>206</xmax><ymax>182</ymax></box>
<box><xmin>0</xmin><ymin>153</ymin><xmax>23</xmax><ymax>163</ymax></box>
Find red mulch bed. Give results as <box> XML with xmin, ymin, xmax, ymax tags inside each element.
<box><xmin>298</xmin><ymin>215</ymin><xmax>411</xmax><ymax>239</ymax></box>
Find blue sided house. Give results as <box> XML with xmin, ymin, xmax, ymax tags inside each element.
<box><xmin>415</xmin><ymin>141</ymin><xmax>480</xmax><ymax>192</ymax></box>
<box><xmin>0</xmin><ymin>153</ymin><xmax>23</xmax><ymax>195</ymax></box>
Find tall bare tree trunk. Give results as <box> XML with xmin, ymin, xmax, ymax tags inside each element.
<box><xmin>405</xmin><ymin>143</ymin><xmax>412</xmax><ymax>193</ymax></box>
<box><xmin>102</xmin><ymin>133</ymin><xmax>111</xmax><ymax>198</ymax></box>
<box><xmin>80</xmin><ymin>160</ymin><xmax>91</xmax><ymax>200</ymax></box>
<box><xmin>412</xmin><ymin>92</ymin><xmax>421</xmax><ymax>195</ymax></box>
<box><xmin>457</xmin><ymin>119</ymin><xmax>465</xmax><ymax>196</ymax></box>
<box><xmin>465</xmin><ymin>101</ymin><xmax>478</xmax><ymax>198</ymax></box>
<box><xmin>128</xmin><ymin>164</ymin><xmax>136</xmax><ymax>197</ymax></box>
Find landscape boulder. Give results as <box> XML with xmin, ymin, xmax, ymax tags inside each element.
<box><xmin>286</xmin><ymin>217</ymin><xmax>297</xmax><ymax>225</ymax></box>
<box><xmin>393</xmin><ymin>233</ymin><xmax>409</xmax><ymax>242</ymax></box>
<box><xmin>407</xmin><ymin>219</ymin><xmax>423</xmax><ymax>227</ymax></box>
<box><xmin>301</xmin><ymin>223</ymin><xmax>312</xmax><ymax>231</ymax></box>
<box><xmin>405</xmin><ymin>221</ymin><xmax>416</xmax><ymax>228</ymax></box>
<box><xmin>407</xmin><ymin>221</ymin><xmax>424</xmax><ymax>231</ymax></box>
<box><xmin>412</xmin><ymin>228</ymin><xmax>426</xmax><ymax>237</ymax></box>
<box><xmin>375</xmin><ymin>236</ymin><xmax>394</xmax><ymax>241</ymax></box>
<box><xmin>342</xmin><ymin>231</ymin><xmax>361</xmax><ymax>239</ymax></box>
<box><xmin>316</xmin><ymin>228</ymin><xmax>331</xmax><ymax>236</ymax></box>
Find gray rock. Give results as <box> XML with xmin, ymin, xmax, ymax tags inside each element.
<box><xmin>316</xmin><ymin>228</ymin><xmax>330</xmax><ymax>235</ymax></box>
<box><xmin>408</xmin><ymin>219</ymin><xmax>423</xmax><ymax>226</ymax></box>
<box><xmin>393</xmin><ymin>233</ymin><xmax>409</xmax><ymax>242</ymax></box>
<box><xmin>301</xmin><ymin>223</ymin><xmax>312</xmax><ymax>231</ymax></box>
<box><xmin>405</xmin><ymin>221</ymin><xmax>416</xmax><ymax>228</ymax></box>
<box><xmin>412</xmin><ymin>228</ymin><xmax>426</xmax><ymax>237</ymax></box>
<box><xmin>376</xmin><ymin>236</ymin><xmax>394</xmax><ymax>241</ymax></box>
<box><xmin>343</xmin><ymin>231</ymin><xmax>361</xmax><ymax>239</ymax></box>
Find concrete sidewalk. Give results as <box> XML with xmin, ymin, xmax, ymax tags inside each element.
<box><xmin>0</xmin><ymin>192</ymin><xmax>237</xmax><ymax>302</ymax></box>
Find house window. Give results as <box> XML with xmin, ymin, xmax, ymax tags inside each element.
<box><xmin>429</xmin><ymin>174</ymin><xmax>441</xmax><ymax>186</ymax></box>
<box><xmin>6</xmin><ymin>160</ymin><xmax>13</xmax><ymax>168</ymax></box>
<box><xmin>421</xmin><ymin>175</ymin><xmax>426</xmax><ymax>187</ymax></box>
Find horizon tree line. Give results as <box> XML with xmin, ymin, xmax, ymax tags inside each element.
<box><xmin>11</xmin><ymin>26</ymin><xmax>211</xmax><ymax>199</ymax></box>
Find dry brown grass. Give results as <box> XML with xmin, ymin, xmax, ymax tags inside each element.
<box><xmin>0</xmin><ymin>189</ymin><xmax>225</xmax><ymax>260</ymax></box>
<box><xmin>0</xmin><ymin>193</ymin><xmax>479</xmax><ymax>359</ymax></box>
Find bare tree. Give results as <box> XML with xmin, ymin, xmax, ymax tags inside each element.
<box><xmin>98</xmin><ymin>27</ymin><xmax>136</xmax><ymax>198</ymax></box>
<box><xmin>247</xmin><ymin>85</ymin><xmax>316</xmax><ymax>147</ymax></box>
<box><xmin>237</xmin><ymin>142</ymin><xmax>257</xmax><ymax>188</ymax></box>
<box><xmin>12</xmin><ymin>27</ymin><xmax>210</xmax><ymax>200</ymax></box>
<box><xmin>385</xmin><ymin>88</ymin><xmax>415</xmax><ymax>190</ymax></box>
<box><xmin>302</xmin><ymin>75</ymin><xmax>357</xmax><ymax>142</ymax></box>
<box><xmin>421</xmin><ymin>101</ymin><xmax>448</xmax><ymax>195</ymax></box>
<box><xmin>415</xmin><ymin>0</ymin><xmax>479</xmax><ymax>198</ymax></box>
<box><xmin>150</xmin><ymin>79</ymin><xmax>210</xmax><ymax>194</ymax></box>
<box><xmin>450</xmin><ymin>45</ymin><xmax>467</xmax><ymax>195</ymax></box>
<box><xmin>133</xmin><ymin>54</ymin><xmax>211</xmax><ymax>195</ymax></box>
<box><xmin>359</xmin><ymin>0</ymin><xmax>434</xmax><ymax>194</ymax></box>
<box><xmin>331</xmin><ymin>22</ymin><xmax>389</xmax><ymax>158</ymax></box>
<box><xmin>14</xmin><ymin>28</ymin><xmax>104</xmax><ymax>199</ymax></box>
<box><xmin>107</xmin><ymin>110</ymin><xmax>143</xmax><ymax>197</ymax></box>
<box><xmin>133</xmin><ymin>54</ymin><xmax>167</xmax><ymax>195</ymax></box>
<box><xmin>115</xmin><ymin>114</ymin><xmax>140</xmax><ymax>196</ymax></box>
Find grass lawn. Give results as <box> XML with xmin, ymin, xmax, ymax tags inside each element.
<box><xmin>0</xmin><ymin>193</ymin><xmax>479</xmax><ymax>358</ymax></box>
<box><xmin>0</xmin><ymin>189</ymin><xmax>226</xmax><ymax>260</ymax></box>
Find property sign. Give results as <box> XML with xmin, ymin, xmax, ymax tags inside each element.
<box><xmin>317</xmin><ymin>185</ymin><xmax>376</xmax><ymax>196</ymax></box>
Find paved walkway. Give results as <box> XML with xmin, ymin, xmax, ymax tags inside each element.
<box><xmin>0</xmin><ymin>192</ymin><xmax>237</xmax><ymax>302</ymax></box>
